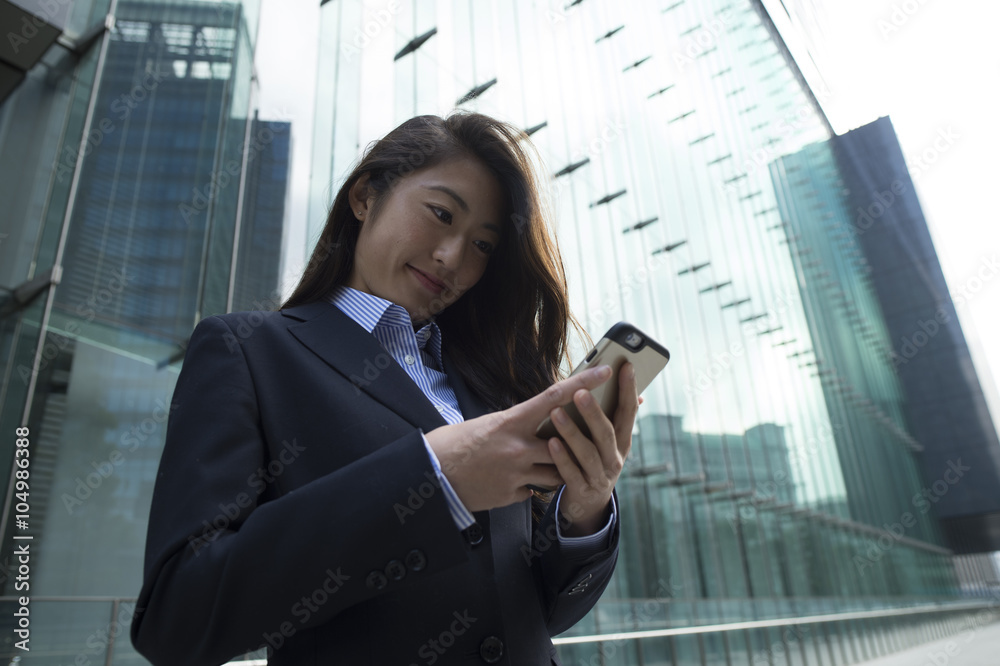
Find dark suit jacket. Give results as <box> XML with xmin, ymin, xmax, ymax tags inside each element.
<box><xmin>130</xmin><ymin>300</ymin><xmax>620</xmax><ymax>665</ymax></box>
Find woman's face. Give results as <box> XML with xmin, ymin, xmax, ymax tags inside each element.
<box><xmin>347</xmin><ymin>155</ymin><xmax>506</xmax><ymax>323</ymax></box>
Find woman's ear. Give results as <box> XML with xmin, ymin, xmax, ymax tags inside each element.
<box><xmin>348</xmin><ymin>173</ymin><xmax>372</xmax><ymax>220</ymax></box>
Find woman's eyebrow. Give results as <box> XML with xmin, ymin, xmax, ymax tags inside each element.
<box><xmin>422</xmin><ymin>185</ymin><xmax>469</xmax><ymax>212</ymax></box>
<box><xmin>423</xmin><ymin>185</ymin><xmax>502</xmax><ymax>235</ymax></box>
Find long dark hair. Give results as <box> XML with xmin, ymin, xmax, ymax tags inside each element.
<box><xmin>284</xmin><ymin>111</ymin><xmax>589</xmax><ymax>518</ymax></box>
<box><xmin>282</xmin><ymin>111</ymin><xmax>587</xmax><ymax>413</ymax></box>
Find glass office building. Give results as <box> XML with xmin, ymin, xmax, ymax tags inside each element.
<box><xmin>0</xmin><ymin>0</ymin><xmax>288</xmax><ymax>661</ymax></box>
<box><xmin>307</xmin><ymin>0</ymin><xmax>1000</xmax><ymax>664</ymax></box>
<box><xmin>830</xmin><ymin>117</ymin><xmax>1000</xmax><ymax>556</ymax></box>
<box><xmin>232</xmin><ymin>111</ymin><xmax>292</xmax><ymax>312</ymax></box>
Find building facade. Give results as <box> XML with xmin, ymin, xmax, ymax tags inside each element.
<box><xmin>232</xmin><ymin>111</ymin><xmax>292</xmax><ymax>312</ymax></box>
<box><xmin>830</xmin><ymin>117</ymin><xmax>1000</xmax><ymax>556</ymax></box>
<box><xmin>0</xmin><ymin>0</ymin><xmax>288</xmax><ymax>661</ymax></box>
<box><xmin>305</xmin><ymin>0</ymin><xmax>999</xmax><ymax>664</ymax></box>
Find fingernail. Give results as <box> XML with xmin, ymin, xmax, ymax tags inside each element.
<box><xmin>595</xmin><ymin>365</ymin><xmax>612</xmax><ymax>378</ymax></box>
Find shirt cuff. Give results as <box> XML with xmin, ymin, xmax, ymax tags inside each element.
<box><xmin>554</xmin><ymin>486</ymin><xmax>617</xmax><ymax>553</ymax></box>
<box><xmin>421</xmin><ymin>432</ymin><xmax>477</xmax><ymax>531</ymax></box>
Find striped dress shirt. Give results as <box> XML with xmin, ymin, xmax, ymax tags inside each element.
<box><xmin>329</xmin><ymin>285</ymin><xmax>615</xmax><ymax>550</ymax></box>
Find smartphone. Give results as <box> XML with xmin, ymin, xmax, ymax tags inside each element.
<box><xmin>530</xmin><ymin>322</ymin><xmax>670</xmax><ymax>491</ymax></box>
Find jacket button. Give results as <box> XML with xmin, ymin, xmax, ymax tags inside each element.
<box><xmin>405</xmin><ymin>549</ymin><xmax>426</xmax><ymax>572</ymax></box>
<box><xmin>479</xmin><ymin>636</ymin><xmax>504</xmax><ymax>663</ymax></box>
<box><xmin>385</xmin><ymin>559</ymin><xmax>406</xmax><ymax>581</ymax></box>
<box><xmin>465</xmin><ymin>522</ymin><xmax>484</xmax><ymax>546</ymax></box>
<box><xmin>366</xmin><ymin>571</ymin><xmax>387</xmax><ymax>590</ymax></box>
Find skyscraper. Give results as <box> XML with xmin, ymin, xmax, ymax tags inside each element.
<box><xmin>0</xmin><ymin>0</ymin><xmax>287</xmax><ymax>660</ymax></box>
<box><xmin>832</xmin><ymin>117</ymin><xmax>1000</xmax><ymax>556</ymax></box>
<box><xmin>232</xmin><ymin>110</ymin><xmax>292</xmax><ymax>312</ymax></box>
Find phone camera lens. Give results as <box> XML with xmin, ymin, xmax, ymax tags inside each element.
<box><xmin>624</xmin><ymin>332</ymin><xmax>643</xmax><ymax>350</ymax></box>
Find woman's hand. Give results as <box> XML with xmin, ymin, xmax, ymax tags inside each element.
<box><xmin>546</xmin><ymin>362</ymin><xmax>639</xmax><ymax>536</ymax></box>
<box><xmin>424</xmin><ymin>363</ymin><xmax>640</xmax><ymax>524</ymax></box>
<box><xmin>425</xmin><ymin>365</ymin><xmax>617</xmax><ymax>512</ymax></box>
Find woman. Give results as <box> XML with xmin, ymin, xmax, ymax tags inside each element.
<box><xmin>130</xmin><ymin>111</ymin><xmax>640</xmax><ymax>665</ymax></box>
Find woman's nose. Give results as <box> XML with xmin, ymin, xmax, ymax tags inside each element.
<box><xmin>433</xmin><ymin>235</ymin><xmax>465</xmax><ymax>269</ymax></box>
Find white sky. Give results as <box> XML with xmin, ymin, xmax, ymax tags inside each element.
<box><xmin>782</xmin><ymin>0</ymin><xmax>1000</xmax><ymax>430</ymax></box>
<box><xmin>254</xmin><ymin>0</ymin><xmax>1000</xmax><ymax>428</ymax></box>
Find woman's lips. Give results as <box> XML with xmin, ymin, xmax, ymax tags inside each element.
<box><xmin>408</xmin><ymin>265</ymin><xmax>445</xmax><ymax>295</ymax></box>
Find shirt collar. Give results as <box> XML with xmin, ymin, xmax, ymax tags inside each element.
<box><xmin>329</xmin><ymin>285</ymin><xmax>444</xmax><ymax>365</ymax></box>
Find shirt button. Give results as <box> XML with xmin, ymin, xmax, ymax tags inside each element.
<box><xmin>404</xmin><ymin>354</ymin><xmax>416</xmax><ymax>365</ymax></box>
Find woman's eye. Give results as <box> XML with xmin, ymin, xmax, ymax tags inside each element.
<box><xmin>475</xmin><ymin>240</ymin><xmax>494</xmax><ymax>255</ymax></box>
<box><xmin>430</xmin><ymin>206</ymin><xmax>452</xmax><ymax>223</ymax></box>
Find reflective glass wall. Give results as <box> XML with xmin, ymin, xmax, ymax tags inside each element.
<box><xmin>309</xmin><ymin>0</ymin><xmax>997</xmax><ymax>664</ymax></box>
<box><xmin>0</xmin><ymin>0</ymin><xmax>284</xmax><ymax>661</ymax></box>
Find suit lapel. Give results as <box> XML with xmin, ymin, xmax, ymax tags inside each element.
<box><xmin>281</xmin><ymin>300</ymin><xmax>492</xmax><ymax>430</ymax></box>
<box><xmin>282</xmin><ymin>301</ymin><xmax>447</xmax><ymax>432</ymax></box>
